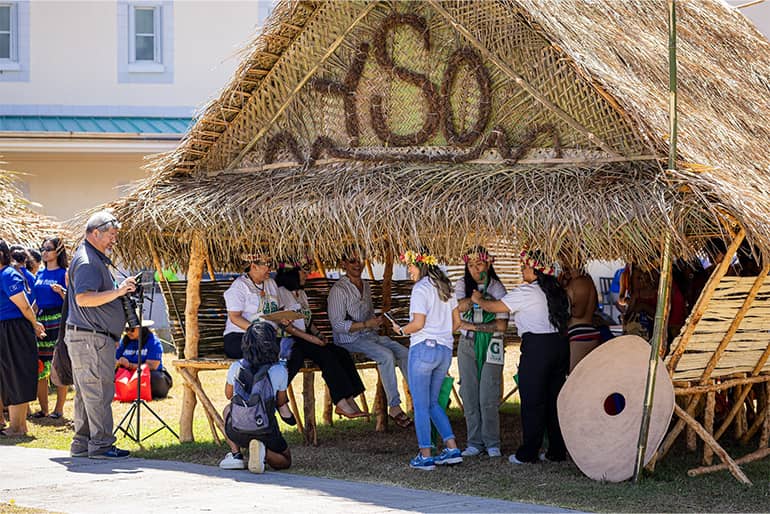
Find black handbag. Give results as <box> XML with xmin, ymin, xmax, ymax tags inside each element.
<box><xmin>50</xmin><ymin>298</ymin><xmax>73</xmax><ymax>387</ymax></box>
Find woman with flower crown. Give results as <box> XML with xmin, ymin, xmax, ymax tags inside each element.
<box><xmin>389</xmin><ymin>249</ymin><xmax>471</xmax><ymax>470</ymax></box>
<box><xmin>454</xmin><ymin>246</ymin><xmax>509</xmax><ymax>458</ymax></box>
<box><xmin>472</xmin><ymin>249</ymin><xmax>570</xmax><ymax>465</ymax></box>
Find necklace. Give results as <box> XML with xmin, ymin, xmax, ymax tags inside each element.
<box><xmin>246</xmin><ymin>274</ymin><xmax>266</xmax><ymax>297</ymax></box>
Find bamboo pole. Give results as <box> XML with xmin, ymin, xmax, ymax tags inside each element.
<box><xmin>704</xmin><ymin>392</ymin><xmax>715</xmax><ymax>465</ymax></box>
<box><xmin>634</xmin><ymin>1</ymin><xmax>677</xmax><ymax>483</ymax></box>
<box><xmin>179</xmin><ymin>233</ymin><xmax>206</xmax><ymax>442</ymax></box>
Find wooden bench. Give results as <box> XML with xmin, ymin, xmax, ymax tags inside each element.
<box><xmin>163</xmin><ymin>277</ymin><xmax>420</xmax><ymax>445</ymax></box>
<box><xmin>655</xmin><ymin>236</ymin><xmax>770</xmax><ymax>484</ymax></box>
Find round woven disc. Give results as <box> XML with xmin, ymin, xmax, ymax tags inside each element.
<box><xmin>557</xmin><ymin>335</ymin><xmax>674</xmax><ymax>482</ymax></box>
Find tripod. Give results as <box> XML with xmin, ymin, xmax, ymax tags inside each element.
<box><xmin>114</xmin><ymin>274</ymin><xmax>179</xmax><ymax>444</ymax></box>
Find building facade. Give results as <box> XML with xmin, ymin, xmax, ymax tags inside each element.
<box><xmin>0</xmin><ymin>0</ymin><xmax>271</xmax><ymax>220</ymax></box>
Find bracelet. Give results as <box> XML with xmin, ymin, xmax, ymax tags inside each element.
<box><xmin>398</xmin><ymin>326</ymin><xmax>405</xmax><ymax>336</ymax></box>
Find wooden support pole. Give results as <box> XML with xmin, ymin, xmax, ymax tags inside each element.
<box><xmin>302</xmin><ymin>371</ymin><xmax>317</xmax><ymax>446</ymax></box>
<box><xmin>287</xmin><ymin>383</ymin><xmax>304</xmax><ymax>436</ymax></box>
<box><xmin>704</xmin><ymin>391</ymin><xmax>715</xmax><ymax>465</ymax></box>
<box><xmin>688</xmin><ymin>448</ymin><xmax>770</xmax><ymax>478</ymax></box>
<box><xmin>739</xmin><ymin>400</ymin><xmax>767</xmax><ymax>445</ymax></box>
<box><xmin>374</xmin><ymin>370</ymin><xmax>387</xmax><ymax>432</ymax></box>
<box><xmin>381</xmin><ymin>248</ymin><xmax>393</xmax><ymax>312</ymax></box>
<box><xmin>323</xmin><ymin>385</ymin><xmax>334</xmax><ymax>425</ymax></box>
<box><xmin>365</xmin><ymin>260</ymin><xmax>376</xmax><ymax>281</ymax></box>
<box><xmin>761</xmin><ymin>382</ymin><xmax>770</xmax><ymax>448</ymax></box>
<box><xmin>634</xmin><ymin>232</ymin><xmax>673</xmax><ymax>482</ymax></box>
<box><xmin>674</xmin><ymin>404</ymin><xmax>751</xmax><ymax>484</ymax></box>
<box><xmin>178</xmin><ymin>367</ymin><xmax>225</xmax><ymax>437</ymax></box>
<box><xmin>313</xmin><ymin>253</ymin><xmax>327</xmax><ymax>277</ymax></box>
<box><xmin>180</xmin><ymin>233</ymin><xmax>206</xmax><ymax>442</ymax></box>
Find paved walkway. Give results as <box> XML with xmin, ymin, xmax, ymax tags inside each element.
<box><xmin>0</xmin><ymin>447</ymin><xmax>577</xmax><ymax>513</ymax></box>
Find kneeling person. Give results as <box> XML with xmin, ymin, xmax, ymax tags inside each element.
<box><xmin>220</xmin><ymin>322</ymin><xmax>292</xmax><ymax>473</ymax></box>
<box><xmin>116</xmin><ymin>322</ymin><xmax>173</xmax><ymax>399</ymax></box>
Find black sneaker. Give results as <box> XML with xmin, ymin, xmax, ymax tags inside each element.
<box><xmin>90</xmin><ymin>447</ymin><xmax>131</xmax><ymax>459</ymax></box>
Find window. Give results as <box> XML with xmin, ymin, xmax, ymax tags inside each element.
<box><xmin>0</xmin><ymin>3</ymin><xmax>16</xmax><ymax>63</ymax></box>
<box><xmin>130</xmin><ymin>5</ymin><xmax>161</xmax><ymax>64</ymax></box>
<box><xmin>118</xmin><ymin>1</ymin><xmax>172</xmax><ymax>82</ymax></box>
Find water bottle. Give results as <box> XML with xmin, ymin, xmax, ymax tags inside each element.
<box><xmin>472</xmin><ymin>284</ymin><xmax>485</xmax><ymax>324</ymax></box>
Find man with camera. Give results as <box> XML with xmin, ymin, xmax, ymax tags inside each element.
<box><xmin>66</xmin><ymin>211</ymin><xmax>136</xmax><ymax>459</ymax></box>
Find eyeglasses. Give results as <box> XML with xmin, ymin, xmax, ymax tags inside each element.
<box><xmin>94</xmin><ymin>219</ymin><xmax>121</xmax><ymax>231</ymax></box>
<box><xmin>40</xmin><ymin>246</ymin><xmax>56</xmax><ymax>252</ymax></box>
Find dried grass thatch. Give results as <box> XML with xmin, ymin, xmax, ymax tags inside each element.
<box><xmin>96</xmin><ymin>0</ymin><xmax>770</xmax><ymax>270</ymax></box>
<box><xmin>0</xmin><ymin>163</ymin><xmax>66</xmax><ymax>248</ymax></box>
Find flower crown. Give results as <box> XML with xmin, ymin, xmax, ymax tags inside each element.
<box><xmin>400</xmin><ymin>250</ymin><xmax>439</xmax><ymax>267</ymax></box>
<box><xmin>462</xmin><ymin>251</ymin><xmax>494</xmax><ymax>264</ymax></box>
<box><xmin>520</xmin><ymin>249</ymin><xmax>555</xmax><ymax>276</ymax></box>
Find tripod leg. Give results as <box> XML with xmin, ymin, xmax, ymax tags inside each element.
<box><xmin>139</xmin><ymin>400</ymin><xmax>179</xmax><ymax>440</ymax></box>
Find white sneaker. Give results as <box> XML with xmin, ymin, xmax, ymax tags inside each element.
<box><xmin>538</xmin><ymin>451</ymin><xmax>548</xmax><ymax>462</ymax></box>
<box><xmin>508</xmin><ymin>454</ymin><xmax>525</xmax><ymax>465</ymax></box>
<box><xmin>487</xmin><ymin>447</ymin><xmax>502</xmax><ymax>458</ymax></box>
<box><xmin>461</xmin><ymin>446</ymin><xmax>482</xmax><ymax>457</ymax></box>
<box><xmin>248</xmin><ymin>439</ymin><xmax>266</xmax><ymax>474</ymax></box>
<box><xmin>219</xmin><ymin>452</ymin><xmax>246</xmax><ymax>470</ymax></box>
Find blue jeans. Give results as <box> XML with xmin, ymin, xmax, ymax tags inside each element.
<box><xmin>408</xmin><ymin>341</ymin><xmax>454</xmax><ymax>449</ymax></box>
<box><xmin>339</xmin><ymin>334</ymin><xmax>408</xmax><ymax>407</ymax></box>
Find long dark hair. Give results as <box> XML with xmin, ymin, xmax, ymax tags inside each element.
<box><xmin>534</xmin><ymin>269</ymin><xmax>570</xmax><ymax>335</ymax></box>
<box><xmin>241</xmin><ymin>322</ymin><xmax>278</xmax><ymax>368</ymax></box>
<box><xmin>462</xmin><ymin>249</ymin><xmax>501</xmax><ymax>299</ymax></box>
<box><xmin>275</xmin><ymin>267</ymin><xmax>301</xmax><ymax>291</ymax></box>
<box><xmin>120</xmin><ymin>326</ymin><xmax>152</xmax><ymax>346</ymax></box>
<box><xmin>43</xmin><ymin>237</ymin><xmax>68</xmax><ymax>269</ymax></box>
<box><xmin>0</xmin><ymin>240</ymin><xmax>10</xmax><ymax>266</ymax></box>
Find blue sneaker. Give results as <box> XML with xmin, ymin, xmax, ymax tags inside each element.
<box><xmin>90</xmin><ymin>447</ymin><xmax>130</xmax><ymax>460</ymax></box>
<box><xmin>434</xmin><ymin>448</ymin><xmax>463</xmax><ymax>466</ymax></box>
<box><xmin>409</xmin><ymin>453</ymin><xmax>436</xmax><ymax>470</ymax></box>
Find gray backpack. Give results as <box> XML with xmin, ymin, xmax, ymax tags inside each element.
<box><xmin>225</xmin><ymin>360</ymin><xmax>275</xmax><ymax>446</ymax></box>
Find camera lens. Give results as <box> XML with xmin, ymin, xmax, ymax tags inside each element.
<box><xmin>122</xmin><ymin>295</ymin><xmax>141</xmax><ymax>329</ymax></box>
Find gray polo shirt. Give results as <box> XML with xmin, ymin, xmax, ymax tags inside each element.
<box><xmin>66</xmin><ymin>240</ymin><xmax>126</xmax><ymax>340</ymax></box>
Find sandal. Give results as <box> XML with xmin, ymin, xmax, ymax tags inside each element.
<box><xmin>31</xmin><ymin>411</ymin><xmax>47</xmax><ymax>419</ymax></box>
<box><xmin>388</xmin><ymin>411</ymin><xmax>413</xmax><ymax>428</ymax></box>
<box><xmin>49</xmin><ymin>412</ymin><xmax>63</xmax><ymax>419</ymax></box>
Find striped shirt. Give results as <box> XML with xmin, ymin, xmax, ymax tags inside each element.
<box><xmin>327</xmin><ymin>276</ymin><xmax>377</xmax><ymax>345</ymax></box>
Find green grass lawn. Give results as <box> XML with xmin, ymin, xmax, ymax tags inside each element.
<box><xmin>3</xmin><ymin>353</ymin><xmax>770</xmax><ymax>512</ymax></box>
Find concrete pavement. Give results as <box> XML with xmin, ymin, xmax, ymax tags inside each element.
<box><xmin>0</xmin><ymin>446</ymin><xmax>577</xmax><ymax>513</ymax></box>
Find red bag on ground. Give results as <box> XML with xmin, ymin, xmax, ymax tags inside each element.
<box><xmin>114</xmin><ymin>365</ymin><xmax>152</xmax><ymax>402</ymax></box>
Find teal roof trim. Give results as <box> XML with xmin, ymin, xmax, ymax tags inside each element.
<box><xmin>0</xmin><ymin>116</ymin><xmax>192</xmax><ymax>135</ymax></box>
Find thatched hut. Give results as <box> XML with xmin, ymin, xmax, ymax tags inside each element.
<box><xmin>0</xmin><ymin>163</ymin><xmax>66</xmax><ymax>247</ymax></box>
<box><xmin>98</xmin><ymin>0</ymin><xmax>770</xmax><ymax>481</ymax></box>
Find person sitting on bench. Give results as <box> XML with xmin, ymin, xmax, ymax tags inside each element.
<box><xmin>115</xmin><ymin>321</ymin><xmax>173</xmax><ymax>399</ymax></box>
<box><xmin>327</xmin><ymin>247</ymin><xmax>412</xmax><ymax>428</ymax></box>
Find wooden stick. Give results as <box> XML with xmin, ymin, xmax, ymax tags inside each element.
<box><xmin>677</xmin><ymin>375</ymin><xmax>770</xmax><ymax>396</ymax></box>
<box><xmin>674</xmin><ymin>404</ymin><xmax>751</xmax><ymax>484</ymax></box>
<box><xmin>302</xmin><ymin>371</ymin><xmax>317</xmax><ymax>446</ymax></box>
<box><xmin>739</xmin><ymin>400</ymin><xmax>767</xmax><ymax>445</ymax></box>
<box><xmin>225</xmin><ymin>2</ymin><xmax>378</xmax><ymax>170</ymax></box>
<box><xmin>313</xmin><ymin>253</ymin><xmax>326</xmax><ymax>277</ymax></box>
<box><xmin>761</xmin><ymin>382</ymin><xmax>770</xmax><ymax>448</ymax></box>
<box><xmin>358</xmin><ymin>391</ymin><xmax>371</xmax><ymax>422</ymax></box>
<box><xmin>323</xmin><ymin>385</ymin><xmax>333</xmax><ymax>425</ymax></box>
<box><xmin>688</xmin><ymin>448</ymin><xmax>770</xmax><ymax>478</ymax></box>
<box><xmin>499</xmin><ymin>385</ymin><xmax>518</xmax><ymax>407</ymax></box>
<box><xmin>365</xmin><ymin>260</ymin><xmax>375</xmax><ymax>281</ymax></box>
<box><xmin>451</xmin><ymin>380</ymin><xmax>464</xmax><ymax>413</ymax></box>
<box><xmin>286</xmin><ymin>383</ymin><xmax>304</xmax><ymax>436</ymax></box>
<box><xmin>426</xmin><ymin>0</ymin><xmax>621</xmax><ymax>158</ymax></box>
<box><xmin>715</xmin><ymin>377</ymin><xmax>754</xmax><ymax>440</ymax></box>
<box><xmin>381</xmin><ymin>248</ymin><xmax>393</xmax><ymax>312</ymax></box>
<box><xmin>704</xmin><ymin>391</ymin><xmax>715</xmax><ymax>465</ymax></box>
<box><xmin>374</xmin><ymin>369</ymin><xmax>387</xmax><ymax>432</ymax></box>
<box><xmin>667</xmin><ymin>227</ymin><xmax>745</xmax><ymax>374</ymax></box>
<box><xmin>177</xmin><ymin>367</ymin><xmax>225</xmax><ymax>436</ymax></box>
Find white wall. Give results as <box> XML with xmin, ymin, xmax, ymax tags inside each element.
<box><xmin>727</xmin><ymin>0</ymin><xmax>770</xmax><ymax>40</ymax></box>
<box><xmin>0</xmin><ymin>0</ymin><xmax>270</xmax><ymax>111</ymax></box>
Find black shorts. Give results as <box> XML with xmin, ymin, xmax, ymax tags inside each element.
<box><xmin>225</xmin><ymin>411</ymin><xmax>288</xmax><ymax>454</ymax></box>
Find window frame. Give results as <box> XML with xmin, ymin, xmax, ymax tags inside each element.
<box><xmin>127</xmin><ymin>3</ymin><xmax>164</xmax><ymax>73</ymax></box>
<box><xmin>0</xmin><ymin>2</ymin><xmax>20</xmax><ymax>70</ymax></box>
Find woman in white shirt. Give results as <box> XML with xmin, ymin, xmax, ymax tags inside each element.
<box><xmin>223</xmin><ymin>255</ymin><xmax>281</xmax><ymax>359</ymax></box>
<box><xmin>390</xmin><ymin>249</ymin><xmax>470</xmax><ymax>471</ymax></box>
<box><xmin>473</xmin><ymin>249</ymin><xmax>570</xmax><ymax>465</ymax></box>
<box><xmin>455</xmin><ymin>247</ymin><xmax>508</xmax><ymax>458</ymax></box>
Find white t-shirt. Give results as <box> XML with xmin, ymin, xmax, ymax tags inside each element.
<box><xmin>454</xmin><ymin>277</ymin><xmax>509</xmax><ymax>336</ymax></box>
<box><xmin>409</xmin><ymin>277</ymin><xmax>458</xmax><ymax>349</ymax></box>
<box><xmin>276</xmin><ymin>287</ymin><xmax>312</xmax><ymax>331</ymax></box>
<box><xmin>500</xmin><ymin>282</ymin><xmax>558</xmax><ymax>335</ymax></box>
<box><xmin>223</xmin><ymin>275</ymin><xmax>281</xmax><ymax>335</ymax></box>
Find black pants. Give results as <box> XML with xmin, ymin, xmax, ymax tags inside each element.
<box><xmin>516</xmin><ymin>332</ymin><xmax>569</xmax><ymax>462</ymax></box>
<box><xmin>224</xmin><ymin>332</ymin><xmax>243</xmax><ymax>359</ymax></box>
<box><xmin>287</xmin><ymin>339</ymin><xmax>365</xmax><ymax>405</ymax></box>
<box><xmin>150</xmin><ymin>368</ymin><xmax>173</xmax><ymax>399</ymax></box>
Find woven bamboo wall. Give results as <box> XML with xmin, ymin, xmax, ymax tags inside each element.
<box><xmin>667</xmin><ymin>276</ymin><xmax>770</xmax><ymax>381</ymax></box>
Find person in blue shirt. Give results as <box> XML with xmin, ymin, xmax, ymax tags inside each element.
<box><xmin>115</xmin><ymin>321</ymin><xmax>173</xmax><ymax>399</ymax></box>
<box><xmin>0</xmin><ymin>240</ymin><xmax>46</xmax><ymax>437</ymax></box>
<box><xmin>9</xmin><ymin>246</ymin><xmax>35</xmax><ymax>306</ymax></box>
<box><xmin>32</xmin><ymin>238</ymin><xmax>69</xmax><ymax>419</ymax></box>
